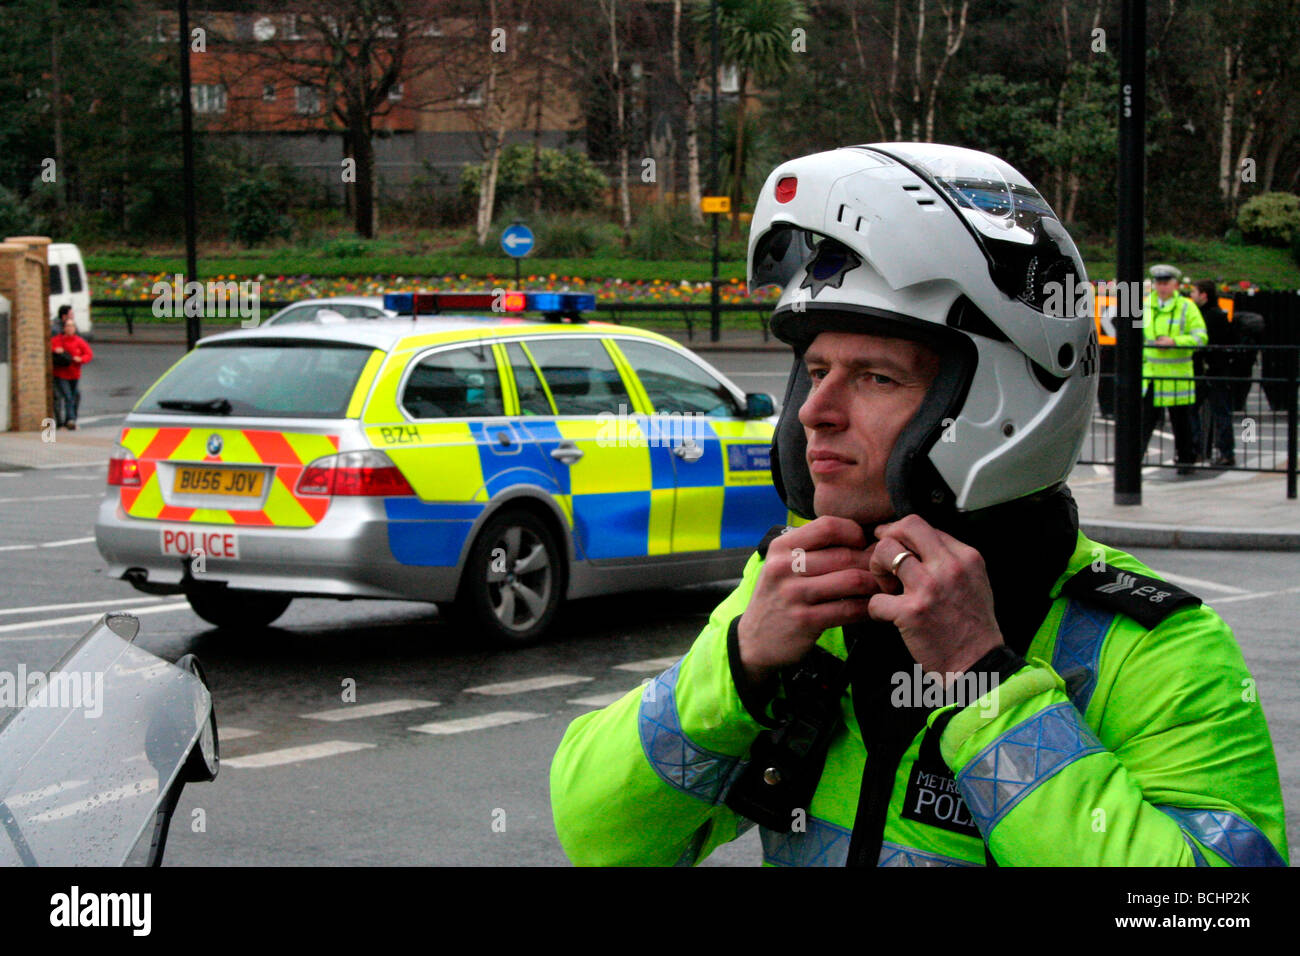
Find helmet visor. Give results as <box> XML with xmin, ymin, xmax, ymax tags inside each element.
<box><xmin>867</xmin><ymin>145</ymin><xmax>1087</xmax><ymax>316</ymax></box>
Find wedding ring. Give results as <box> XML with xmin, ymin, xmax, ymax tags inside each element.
<box><xmin>890</xmin><ymin>549</ymin><xmax>917</xmax><ymax>575</ymax></box>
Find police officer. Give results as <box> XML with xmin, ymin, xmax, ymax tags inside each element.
<box><xmin>549</xmin><ymin>144</ymin><xmax>1287</xmax><ymax>867</ymax></box>
<box><xmin>1141</xmin><ymin>264</ymin><xmax>1207</xmax><ymax>475</ymax></box>
<box><xmin>1191</xmin><ymin>279</ymin><xmax>1238</xmax><ymax>466</ymax></box>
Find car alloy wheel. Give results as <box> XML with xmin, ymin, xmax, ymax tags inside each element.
<box><xmin>458</xmin><ymin>509</ymin><xmax>564</xmax><ymax>646</ymax></box>
<box><xmin>487</xmin><ymin>524</ymin><xmax>553</xmax><ymax>631</ymax></box>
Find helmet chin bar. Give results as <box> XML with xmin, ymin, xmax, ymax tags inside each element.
<box><xmin>768</xmin><ymin>304</ymin><xmax>977</xmax><ymax>527</ymax></box>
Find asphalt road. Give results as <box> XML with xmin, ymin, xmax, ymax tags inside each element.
<box><xmin>0</xmin><ymin>343</ymin><xmax>1295</xmax><ymax>866</ymax></box>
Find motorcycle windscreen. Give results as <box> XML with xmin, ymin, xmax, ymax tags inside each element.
<box><xmin>0</xmin><ymin>614</ymin><xmax>211</xmax><ymax>866</ymax></box>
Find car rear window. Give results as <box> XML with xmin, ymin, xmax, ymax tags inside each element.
<box><xmin>67</xmin><ymin>263</ymin><xmax>84</xmax><ymax>294</ymax></box>
<box><xmin>402</xmin><ymin>345</ymin><xmax>504</xmax><ymax>419</ymax></box>
<box><xmin>49</xmin><ymin>265</ymin><xmax>63</xmax><ymax>296</ymax></box>
<box><xmin>135</xmin><ymin>341</ymin><xmax>376</xmax><ymax>419</ymax></box>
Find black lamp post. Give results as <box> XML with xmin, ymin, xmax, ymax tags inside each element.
<box><xmin>1114</xmin><ymin>0</ymin><xmax>1146</xmax><ymax>505</ymax></box>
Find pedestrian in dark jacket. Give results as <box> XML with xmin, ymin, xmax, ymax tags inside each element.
<box><xmin>51</xmin><ymin>306</ymin><xmax>93</xmax><ymax>430</ymax></box>
<box><xmin>1192</xmin><ymin>280</ymin><xmax>1237</xmax><ymax>465</ymax></box>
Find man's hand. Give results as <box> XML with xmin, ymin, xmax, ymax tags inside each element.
<box><xmin>867</xmin><ymin>514</ymin><xmax>1004</xmax><ymax>679</ymax></box>
<box><xmin>1153</xmin><ymin>335</ymin><xmax>1175</xmax><ymax>346</ymax></box>
<box><xmin>53</xmin><ymin>347</ymin><xmax>65</xmax><ymax>354</ymax></box>
<box><xmin>736</xmin><ymin>516</ymin><xmax>889</xmax><ymax>688</ymax></box>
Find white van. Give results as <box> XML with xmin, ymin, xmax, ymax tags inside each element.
<box><xmin>48</xmin><ymin>243</ymin><xmax>91</xmax><ymax>337</ymax></box>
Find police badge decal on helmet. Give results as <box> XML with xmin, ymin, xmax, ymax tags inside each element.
<box><xmin>799</xmin><ymin>244</ymin><xmax>863</xmax><ymax>299</ymax></box>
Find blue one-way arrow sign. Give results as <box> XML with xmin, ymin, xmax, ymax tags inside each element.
<box><xmin>501</xmin><ymin>223</ymin><xmax>535</xmax><ymax>258</ymax></box>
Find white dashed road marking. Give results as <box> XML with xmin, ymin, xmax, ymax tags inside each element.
<box><xmin>1210</xmin><ymin>585</ymin><xmax>1300</xmax><ymax>605</ymax></box>
<box><xmin>30</xmin><ymin>779</ymin><xmax>159</xmax><ymax>823</ymax></box>
<box><xmin>0</xmin><ymin>494</ymin><xmax>98</xmax><ymax>504</ymax></box>
<box><xmin>218</xmin><ymin>727</ymin><xmax>261</xmax><ymax>741</ymax></box>
<box><xmin>0</xmin><ymin>596</ymin><xmax>166</xmax><ymax>617</ymax></box>
<box><xmin>409</xmin><ymin>711</ymin><xmax>545</xmax><ymax>735</ymax></box>
<box><xmin>1150</xmin><ymin>570</ymin><xmax>1248</xmax><ymax>595</ymax></box>
<box><xmin>223</xmin><ymin>740</ymin><xmax>376</xmax><ymax>769</ymax></box>
<box><xmin>303</xmin><ymin>699</ymin><xmax>441</xmax><ymax>722</ymax></box>
<box><xmin>5</xmin><ymin>780</ymin><xmax>88</xmax><ymax>808</ymax></box>
<box><xmin>612</xmin><ymin>656</ymin><xmax>680</xmax><ymax>672</ymax></box>
<box><xmin>465</xmin><ymin>675</ymin><xmax>592</xmax><ymax>695</ymax></box>
<box><xmin>0</xmin><ymin>600</ymin><xmax>190</xmax><ymax>639</ymax></box>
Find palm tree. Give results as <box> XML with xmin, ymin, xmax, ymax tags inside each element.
<box><xmin>695</xmin><ymin>0</ymin><xmax>808</xmax><ymax>238</ymax></box>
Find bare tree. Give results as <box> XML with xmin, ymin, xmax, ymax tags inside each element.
<box><xmin>596</xmin><ymin>0</ymin><xmax>633</xmax><ymax>241</ymax></box>
<box><xmin>922</xmin><ymin>0</ymin><xmax>967</xmax><ymax>142</ymax></box>
<box><xmin>219</xmin><ymin>1</ymin><xmax>450</xmax><ymax>238</ymax></box>
<box><xmin>672</xmin><ymin>0</ymin><xmax>704</xmax><ymax>224</ymax></box>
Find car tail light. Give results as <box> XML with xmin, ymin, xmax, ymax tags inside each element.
<box><xmin>296</xmin><ymin>450</ymin><xmax>414</xmax><ymax>497</ymax></box>
<box><xmin>108</xmin><ymin>446</ymin><xmax>141</xmax><ymax>487</ymax></box>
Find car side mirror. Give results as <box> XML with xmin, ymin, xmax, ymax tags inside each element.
<box><xmin>745</xmin><ymin>393</ymin><xmax>775</xmax><ymax>419</ymax></box>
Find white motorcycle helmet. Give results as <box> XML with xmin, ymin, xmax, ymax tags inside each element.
<box><xmin>748</xmin><ymin>143</ymin><xmax>1098</xmax><ymax>523</ymax></box>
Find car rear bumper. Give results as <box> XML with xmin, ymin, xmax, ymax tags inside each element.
<box><xmin>94</xmin><ymin>494</ymin><xmax>461</xmax><ymax>602</ymax></box>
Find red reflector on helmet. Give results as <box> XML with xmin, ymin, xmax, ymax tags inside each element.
<box><xmin>775</xmin><ymin>176</ymin><xmax>797</xmax><ymax>203</ymax></box>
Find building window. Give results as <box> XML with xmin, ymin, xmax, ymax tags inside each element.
<box><xmin>295</xmin><ymin>86</ymin><xmax>321</xmax><ymax>115</ymax></box>
<box><xmin>262</xmin><ymin>84</ymin><xmax>277</xmax><ymax>102</ymax></box>
<box><xmin>387</xmin><ymin>82</ymin><xmax>404</xmax><ymax>103</ymax></box>
<box><xmin>720</xmin><ymin>64</ymin><xmax>739</xmax><ymax>94</ymax></box>
<box><xmin>191</xmin><ymin>84</ymin><xmax>227</xmax><ymax>114</ymax></box>
<box><xmin>459</xmin><ymin>84</ymin><xmax>484</xmax><ymax>107</ymax></box>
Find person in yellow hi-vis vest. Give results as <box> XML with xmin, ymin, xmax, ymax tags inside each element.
<box><xmin>550</xmin><ymin>144</ymin><xmax>1287</xmax><ymax>868</ymax></box>
<box><xmin>1141</xmin><ymin>264</ymin><xmax>1207</xmax><ymax>475</ymax></box>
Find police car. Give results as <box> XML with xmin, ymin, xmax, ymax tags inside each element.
<box><xmin>94</xmin><ymin>292</ymin><xmax>786</xmax><ymax>645</ymax></box>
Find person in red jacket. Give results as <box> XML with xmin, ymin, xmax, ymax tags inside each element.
<box><xmin>51</xmin><ymin>306</ymin><xmax>93</xmax><ymax>430</ymax></box>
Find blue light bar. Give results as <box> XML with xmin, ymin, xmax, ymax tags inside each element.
<box><xmin>528</xmin><ymin>292</ymin><xmax>595</xmax><ymax>313</ymax></box>
<box><xmin>384</xmin><ymin>292</ymin><xmax>413</xmax><ymax>313</ymax></box>
<box><xmin>383</xmin><ymin>291</ymin><xmax>595</xmax><ymax>317</ymax></box>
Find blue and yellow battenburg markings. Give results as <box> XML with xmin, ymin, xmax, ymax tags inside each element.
<box><xmin>369</xmin><ymin>416</ymin><xmax>785</xmax><ymax>567</ymax></box>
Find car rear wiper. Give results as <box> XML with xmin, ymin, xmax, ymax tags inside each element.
<box><xmin>156</xmin><ymin>398</ymin><xmax>233</xmax><ymax>415</ymax></box>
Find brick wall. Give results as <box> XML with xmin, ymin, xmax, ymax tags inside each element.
<box><xmin>0</xmin><ymin>237</ymin><xmax>52</xmax><ymax>432</ymax></box>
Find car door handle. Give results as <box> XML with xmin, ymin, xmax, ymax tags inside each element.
<box><xmin>673</xmin><ymin>440</ymin><xmax>704</xmax><ymax>462</ymax></box>
<box><xmin>550</xmin><ymin>441</ymin><xmax>584</xmax><ymax>464</ymax></box>
<box><xmin>493</xmin><ymin>430</ymin><xmax>514</xmax><ymax>447</ymax></box>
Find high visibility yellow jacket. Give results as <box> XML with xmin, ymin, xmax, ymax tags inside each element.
<box><xmin>550</xmin><ymin>531</ymin><xmax>1288</xmax><ymax>866</ymax></box>
<box><xmin>1143</xmin><ymin>292</ymin><xmax>1207</xmax><ymax>407</ymax></box>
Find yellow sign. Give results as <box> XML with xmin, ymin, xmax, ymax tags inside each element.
<box><xmin>701</xmin><ymin>196</ymin><xmax>731</xmax><ymax>214</ymax></box>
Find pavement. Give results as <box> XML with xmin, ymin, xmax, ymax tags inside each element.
<box><xmin>5</xmin><ymin>320</ymin><xmax>1298</xmax><ymax>550</ymax></box>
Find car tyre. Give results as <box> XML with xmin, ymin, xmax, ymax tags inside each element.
<box><xmin>186</xmin><ymin>588</ymin><xmax>292</xmax><ymax>629</ymax></box>
<box><xmin>456</xmin><ymin>509</ymin><xmax>564</xmax><ymax>647</ymax></box>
